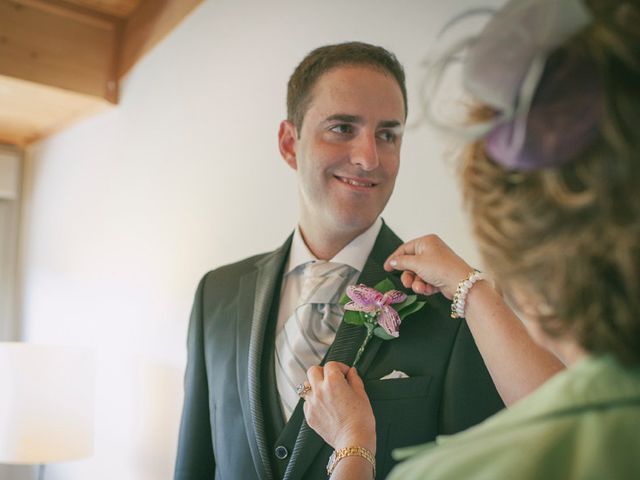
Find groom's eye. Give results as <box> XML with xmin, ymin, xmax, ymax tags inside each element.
<box><xmin>377</xmin><ymin>130</ymin><xmax>397</xmax><ymax>143</ymax></box>
<box><xmin>329</xmin><ymin>124</ymin><xmax>354</xmax><ymax>135</ymax></box>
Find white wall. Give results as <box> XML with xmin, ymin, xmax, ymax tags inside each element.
<box><xmin>18</xmin><ymin>1</ymin><xmax>500</xmax><ymax>479</ymax></box>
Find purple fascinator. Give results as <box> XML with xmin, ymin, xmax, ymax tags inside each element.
<box><xmin>423</xmin><ymin>0</ymin><xmax>602</xmax><ymax>171</ymax></box>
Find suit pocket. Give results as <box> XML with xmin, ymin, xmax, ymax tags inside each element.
<box><xmin>364</xmin><ymin>376</ymin><xmax>435</xmax><ymax>479</ymax></box>
<box><xmin>364</xmin><ymin>375</ymin><xmax>431</xmax><ymax>400</ymax></box>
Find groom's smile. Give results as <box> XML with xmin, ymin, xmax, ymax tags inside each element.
<box><xmin>334</xmin><ymin>175</ymin><xmax>378</xmax><ymax>189</ymax></box>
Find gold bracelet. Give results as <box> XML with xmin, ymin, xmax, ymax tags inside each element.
<box><xmin>326</xmin><ymin>446</ymin><xmax>376</xmax><ymax>477</ymax></box>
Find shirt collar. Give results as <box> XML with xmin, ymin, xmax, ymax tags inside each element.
<box><xmin>285</xmin><ymin>217</ymin><xmax>383</xmax><ymax>275</ymax></box>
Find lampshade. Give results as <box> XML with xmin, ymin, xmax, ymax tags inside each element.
<box><xmin>0</xmin><ymin>342</ymin><xmax>95</xmax><ymax>464</ymax></box>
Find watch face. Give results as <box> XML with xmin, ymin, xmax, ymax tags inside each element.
<box><xmin>327</xmin><ymin>452</ymin><xmax>336</xmax><ymax>472</ymax></box>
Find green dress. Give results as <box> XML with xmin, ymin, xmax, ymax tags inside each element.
<box><xmin>388</xmin><ymin>356</ymin><xmax>640</xmax><ymax>479</ymax></box>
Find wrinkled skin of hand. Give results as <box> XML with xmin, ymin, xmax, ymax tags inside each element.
<box><xmin>384</xmin><ymin>234</ymin><xmax>474</xmax><ymax>299</ymax></box>
<box><xmin>303</xmin><ymin>361</ymin><xmax>377</xmax><ymax>453</ymax></box>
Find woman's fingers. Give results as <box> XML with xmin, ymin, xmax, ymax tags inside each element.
<box><xmin>306</xmin><ymin>363</ymin><xmax>349</xmax><ymax>403</ymax></box>
<box><xmin>306</xmin><ymin>365</ymin><xmax>324</xmax><ymax>394</ymax></box>
<box><xmin>383</xmin><ymin>239</ymin><xmax>419</xmax><ymax>271</ymax></box>
<box><xmin>346</xmin><ymin>367</ymin><xmax>365</xmax><ymax>393</ymax></box>
<box><xmin>411</xmin><ymin>276</ymin><xmax>429</xmax><ymax>295</ymax></box>
<box><xmin>401</xmin><ymin>270</ymin><xmax>415</xmax><ymax>289</ymax></box>
<box><xmin>401</xmin><ymin>264</ymin><xmax>439</xmax><ymax>296</ymax></box>
<box><xmin>303</xmin><ymin>363</ymin><xmax>375</xmax><ymax>449</ymax></box>
<box><xmin>384</xmin><ymin>234</ymin><xmax>475</xmax><ymax>299</ymax></box>
<box><xmin>388</xmin><ymin>254</ymin><xmax>422</xmax><ymax>275</ymax></box>
<box><xmin>324</xmin><ymin>361</ymin><xmax>350</xmax><ymax>377</ymax></box>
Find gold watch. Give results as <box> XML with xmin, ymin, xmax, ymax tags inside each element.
<box><xmin>326</xmin><ymin>446</ymin><xmax>376</xmax><ymax>477</ymax></box>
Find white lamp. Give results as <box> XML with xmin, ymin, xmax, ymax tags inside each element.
<box><xmin>0</xmin><ymin>342</ymin><xmax>94</xmax><ymax>479</ymax></box>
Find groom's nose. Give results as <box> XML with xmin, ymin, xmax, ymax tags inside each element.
<box><xmin>350</xmin><ymin>133</ymin><xmax>380</xmax><ymax>171</ymax></box>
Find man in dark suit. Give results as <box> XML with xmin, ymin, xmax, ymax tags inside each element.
<box><xmin>174</xmin><ymin>42</ymin><xmax>504</xmax><ymax>480</ymax></box>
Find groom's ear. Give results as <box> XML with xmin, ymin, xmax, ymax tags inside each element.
<box><xmin>278</xmin><ymin>120</ymin><xmax>298</xmax><ymax>170</ymax></box>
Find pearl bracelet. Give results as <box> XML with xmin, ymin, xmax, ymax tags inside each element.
<box><xmin>450</xmin><ymin>270</ymin><xmax>484</xmax><ymax>319</ymax></box>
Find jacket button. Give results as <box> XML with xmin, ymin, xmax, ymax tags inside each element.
<box><xmin>275</xmin><ymin>445</ymin><xmax>288</xmax><ymax>460</ymax></box>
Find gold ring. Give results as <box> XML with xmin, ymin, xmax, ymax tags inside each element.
<box><xmin>296</xmin><ymin>383</ymin><xmax>311</xmax><ymax>397</ymax></box>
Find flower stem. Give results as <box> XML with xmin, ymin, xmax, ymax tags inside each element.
<box><xmin>352</xmin><ymin>327</ymin><xmax>375</xmax><ymax>368</ymax></box>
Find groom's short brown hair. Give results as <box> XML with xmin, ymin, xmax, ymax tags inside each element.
<box><xmin>286</xmin><ymin>42</ymin><xmax>408</xmax><ymax>133</ymax></box>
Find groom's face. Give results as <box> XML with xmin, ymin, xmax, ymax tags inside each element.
<box><xmin>279</xmin><ymin>65</ymin><xmax>405</xmax><ymax>241</ymax></box>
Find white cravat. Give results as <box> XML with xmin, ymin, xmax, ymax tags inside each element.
<box><xmin>276</xmin><ymin>218</ymin><xmax>383</xmax><ymax>334</ymax></box>
<box><xmin>275</xmin><ymin>261</ymin><xmax>354</xmax><ymax>420</ymax></box>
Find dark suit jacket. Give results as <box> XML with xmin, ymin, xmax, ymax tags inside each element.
<box><xmin>174</xmin><ymin>223</ymin><xmax>504</xmax><ymax>480</ymax></box>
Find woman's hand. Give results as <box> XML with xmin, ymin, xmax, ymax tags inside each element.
<box><xmin>303</xmin><ymin>362</ymin><xmax>376</xmax><ymax>454</ymax></box>
<box><xmin>384</xmin><ymin>234</ymin><xmax>474</xmax><ymax>300</ymax></box>
<box><xmin>384</xmin><ymin>235</ymin><xmax>565</xmax><ymax>406</ymax></box>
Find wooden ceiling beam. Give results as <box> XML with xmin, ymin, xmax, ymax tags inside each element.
<box><xmin>0</xmin><ymin>75</ymin><xmax>111</xmax><ymax>146</ymax></box>
<box><xmin>0</xmin><ymin>0</ymin><xmax>120</xmax><ymax>101</ymax></box>
<box><xmin>0</xmin><ymin>0</ymin><xmax>120</xmax><ymax>145</ymax></box>
<box><xmin>0</xmin><ymin>0</ymin><xmax>203</xmax><ymax>146</ymax></box>
<box><xmin>14</xmin><ymin>0</ymin><xmax>122</xmax><ymax>29</ymax></box>
<box><xmin>118</xmin><ymin>0</ymin><xmax>202</xmax><ymax>77</ymax></box>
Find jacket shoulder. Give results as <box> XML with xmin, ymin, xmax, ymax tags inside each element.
<box><xmin>197</xmin><ymin>251</ymin><xmax>270</xmax><ymax>294</ymax></box>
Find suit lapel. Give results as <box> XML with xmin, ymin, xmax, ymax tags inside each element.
<box><xmin>237</xmin><ymin>236</ymin><xmax>292</xmax><ymax>480</ymax></box>
<box><xmin>283</xmin><ymin>222</ymin><xmax>403</xmax><ymax>480</ymax></box>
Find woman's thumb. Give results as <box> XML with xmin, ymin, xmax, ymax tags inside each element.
<box><xmin>388</xmin><ymin>254</ymin><xmax>421</xmax><ymax>275</ymax></box>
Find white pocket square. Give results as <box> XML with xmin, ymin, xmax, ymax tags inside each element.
<box><xmin>380</xmin><ymin>370</ymin><xmax>409</xmax><ymax>380</ymax></box>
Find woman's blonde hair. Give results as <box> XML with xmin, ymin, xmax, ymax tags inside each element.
<box><xmin>462</xmin><ymin>0</ymin><xmax>640</xmax><ymax>365</ymax></box>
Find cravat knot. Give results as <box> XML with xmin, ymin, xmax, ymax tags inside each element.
<box><xmin>300</xmin><ymin>261</ymin><xmax>353</xmax><ymax>305</ymax></box>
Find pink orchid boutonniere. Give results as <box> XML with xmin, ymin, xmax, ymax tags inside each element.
<box><xmin>340</xmin><ymin>278</ymin><xmax>426</xmax><ymax>367</ymax></box>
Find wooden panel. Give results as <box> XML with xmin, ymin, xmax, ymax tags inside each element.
<box><xmin>15</xmin><ymin>0</ymin><xmax>121</xmax><ymax>27</ymax></box>
<box><xmin>0</xmin><ymin>0</ymin><xmax>201</xmax><ymax>145</ymax></box>
<box><xmin>118</xmin><ymin>0</ymin><xmax>202</xmax><ymax>77</ymax></box>
<box><xmin>61</xmin><ymin>0</ymin><xmax>141</xmax><ymax>17</ymax></box>
<box><xmin>0</xmin><ymin>74</ymin><xmax>111</xmax><ymax>145</ymax></box>
<box><xmin>0</xmin><ymin>0</ymin><xmax>119</xmax><ymax>101</ymax></box>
